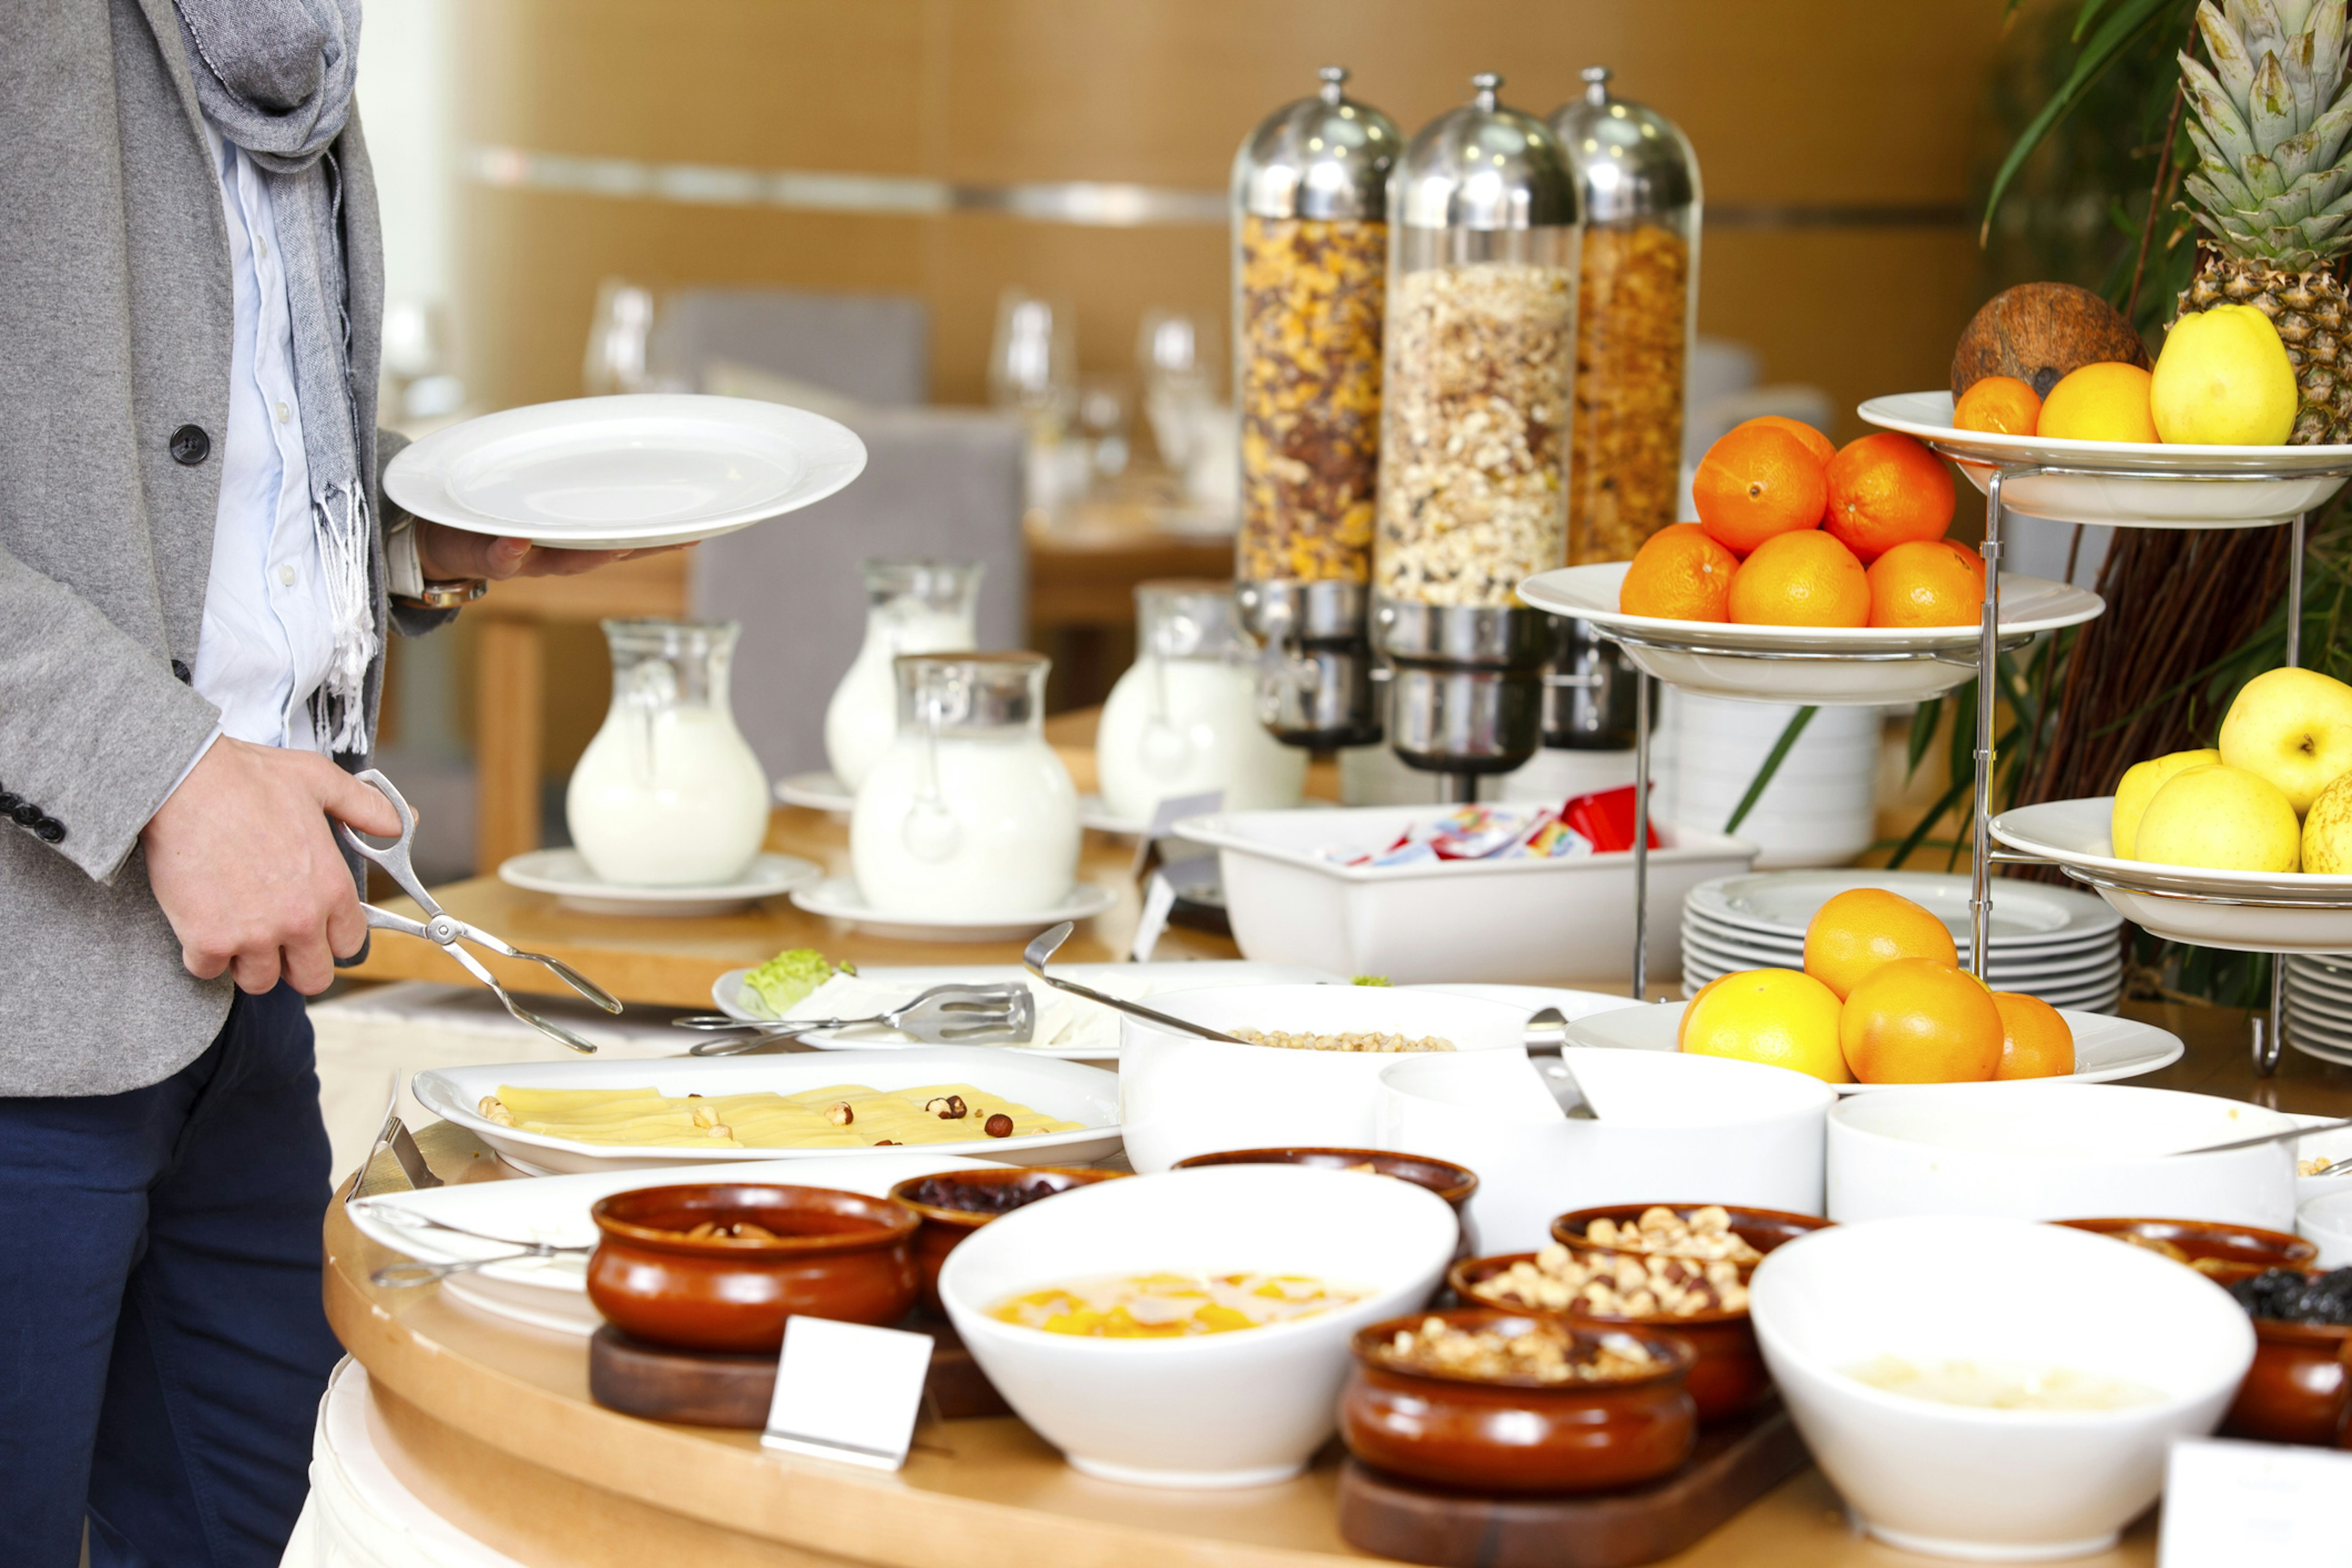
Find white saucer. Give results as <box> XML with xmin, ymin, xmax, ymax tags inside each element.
<box><xmin>1078</xmin><ymin>794</ymin><xmax>1150</xmax><ymax>835</ymax></box>
<box><xmin>384</xmin><ymin>394</ymin><xmax>867</xmax><ymax>549</ymax></box>
<box><xmin>775</xmin><ymin>770</ymin><xmax>856</xmax><ymax>813</ymax></box>
<box><xmin>497</xmin><ymin>848</ymin><xmax>820</xmax><ymax>916</ymax></box>
<box><xmin>788</xmin><ymin>876</ymin><xmax>1119</xmax><ymax>943</ymax></box>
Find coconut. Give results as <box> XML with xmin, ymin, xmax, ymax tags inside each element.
<box><xmin>1950</xmin><ymin>283</ymin><xmax>2150</xmax><ymax>401</ymax></box>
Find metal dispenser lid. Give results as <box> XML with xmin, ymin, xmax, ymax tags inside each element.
<box><xmin>1233</xmin><ymin>66</ymin><xmax>1401</xmax><ymax>222</ymax></box>
<box><xmin>1393</xmin><ymin>73</ymin><xmax>1578</xmax><ymax>232</ymax></box>
<box><xmin>1550</xmin><ymin>67</ymin><xmax>1701</xmax><ymax>222</ymax></box>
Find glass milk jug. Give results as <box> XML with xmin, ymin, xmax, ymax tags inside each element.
<box><xmin>565</xmin><ymin>619</ymin><xmax>771</xmax><ymax>887</ymax></box>
<box><xmin>1097</xmin><ymin>581</ymin><xmax>1307</xmax><ymax>821</ymax></box>
<box><xmin>824</xmin><ymin>559</ymin><xmax>985</xmax><ymax>790</ymax></box>
<box><xmin>851</xmin><ymin>652</ymin><xmax>1079</xmax><ymax>917</ymax></box>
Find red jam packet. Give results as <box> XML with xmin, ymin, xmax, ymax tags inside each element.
<box><xmin>1560</xmin><ymin>785</ymin><xmax>1660</xmax><ymax>854</ymax></box>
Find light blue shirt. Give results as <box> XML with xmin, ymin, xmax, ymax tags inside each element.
<box><xmin>189</xmin><ymin>122</ymin><xmax>337</xmax><ymax>755</ymax></box>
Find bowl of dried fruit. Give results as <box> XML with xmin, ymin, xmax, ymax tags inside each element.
<box><xmin>2216</xmin><ymin>1265</ymin><xmax>2352</xmax><ymax>1446</ymax></box>
<box><xmin>1340</xmin><ymin>1308</ymin><xmax>1698</xmax><ymax>1494</ymax></box>
<box><xmin>587</xmin><ymin>1183</ymin><xmax>919</xmax><ymax>1352</ymax></box>
<box><xmin>2053</xmin><ymin>1216</ymin><xmax>2315</xmax><ymax>1286</ymax></box>
<box><xmin>889</xmin><ymin>1166</ymin><xmax>1128</xmax><ymax>1314</ymax></box>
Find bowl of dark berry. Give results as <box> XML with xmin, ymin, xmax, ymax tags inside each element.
<box><xmin>890</xmin><ymin>1166</ymin><xmax>1127</xmax><ymax>1314</ymax></box>
<box><xmin>2222</xmin><ymin>1266</ymin><xmax>2352</xmax><ymax>1446</ymax></box>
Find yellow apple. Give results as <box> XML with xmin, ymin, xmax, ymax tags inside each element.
<box><xmin>2135</xmin><ymin>764</ymin><xmax>2301</xmax><ymax>873</ymax></box>
<box><xmin>2111</xmin><ymin>748</ymin><xmax>2222</xmax><ymax>859</ymax></box>
<box><xmin>2218</xmin><ymin>667</ymin><xmax>2352</xmax><ymax>815</ymax></box>
<box><xmin>2304</xmin><ymin>771</ymin><xmax>2352</xmax><ymax>875</ymax></box>
<box><xmin>2150</xmin><ymin>304</ymin><xmax>2297</xmax><ymax>445</ymax></box>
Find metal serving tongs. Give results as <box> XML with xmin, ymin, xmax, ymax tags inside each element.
<box><xmin>339</xmin><ymin>769</ymin><xmax>621</xmax><ymax>1055</ymax></box>
<box><xmin>673</xmin><ymin>983</ymin><xmax>1037</xmax><ymax>1056</ymax></box>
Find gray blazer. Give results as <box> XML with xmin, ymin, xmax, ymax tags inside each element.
<box><xmin>0</xmin><ymin>1</ymin><xmax>417</xmax><ymax>1095</ymax></box>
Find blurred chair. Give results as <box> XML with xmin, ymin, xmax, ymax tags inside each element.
<box><xmin>691</xmin><ymin>405</ymin><xmax>1028</xmax><ymax>780</ymax></box>
<box><xmin>649</xmin><ymin>286</ymin><xmax>931</xmax><ymax>407</ymax></box>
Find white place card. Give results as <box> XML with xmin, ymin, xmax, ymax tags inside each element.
<box><xmin>760</xmin><ymin>1316</ymin><xmax>935</xmax><ymax>1472</ymax></box>
<box><xmin>1128</xmin><ymin>790</ymin><xmax>1224</xmax><ymax>883</ymax></box>
<box><xmin>2159</xmin><ymin>1436</ymin><xmax>2352</xmax><ymax>1566</ymax></box>
<box><xmin>1130</xmin><ymin>852</ymin><xmax>1222</xmax><ymax>963</ymax></box>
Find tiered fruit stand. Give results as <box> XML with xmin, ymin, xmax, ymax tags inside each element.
<box><xmin>1521</xmin><ymin>393</ymin><xmax>2352</xmax><ymax>1077</ymax></box>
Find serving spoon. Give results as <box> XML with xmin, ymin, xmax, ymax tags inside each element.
<box><xmin>2166</xmin><ymin>1113</ymin><xmax>2352</xmax><ymax>1158</ymax></box>
<box><xmin>1022</xmin><ymin>922</ymin><xmax>1248</xmax><ymax>1042</ymax></box>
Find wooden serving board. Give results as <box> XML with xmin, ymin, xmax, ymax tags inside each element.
<box><xmin>587</xmin><ymin>1315</ymin><xmax>1010</xmax><ymax>1429</ymax></box>
<box><xmin>1335</xmin><ymin>1404</ymin><xmax>1809</xmax><ymax>1568</ymax></box>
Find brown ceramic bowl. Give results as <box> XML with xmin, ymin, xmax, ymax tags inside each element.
<box><xmin>2055</xmin><ymin>1217</ymin><xmax>2318</xmax><ymax>1286</ymax></box>
<box><xmin>1340</xmin><ymin>1308</ymin><xmax>1697</xmax><ymax>1494</ymax></box>
<box><xmin>889</xmin><ymin>1166</ymin><xmax>1127</xmax><ymax>1315</ymax></box>
<box><xmin>587</xmin><ymin>1184</ymin><xmax>919</xmax><ymax>1354</ymax></box>
<box><xmin>2212</xmin><ymin>1270</ymin><xmax>2352</xmax><ymax>1447</ymax></box>
<box><xmin>1451</xmin><ymin>1251</ymin><xmax>1765</xmax><ymax>1424</ymax></box>
<box><xmin>1171</xmin><ymin>1147</ymin><xmax>1482</xmax><ymax>1257</ymax></box>
<box><xmin>2339</xmin><ymin>1336</ymin><xmax>2352</xmax><ymax>1450</ymax></box>
<box><xmin>1550</xmin><ymin>1203</ymin><xmax>1830</xmax><ymax>1267</ymax></box>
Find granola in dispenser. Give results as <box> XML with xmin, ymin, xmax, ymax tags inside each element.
<box><xmin>1238</xmin><ymin>216</ymin><xmax>1387</xmax><ymax>584</ymax></box>
<box><xmin>1376</xmin><ymin>262</ymin><xmax>1575</xmax><ymax>606</ymax></box>
<box><xmin>1569</xmin><ymin>225</ymin><xmax>1691</xmax><ymax>564</ymax></box>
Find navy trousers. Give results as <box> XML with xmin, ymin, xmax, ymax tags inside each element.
<box><xmin>0</xmin><ymin>984</ymin><xmax>341</xmax><ymax>1567</ymax></box>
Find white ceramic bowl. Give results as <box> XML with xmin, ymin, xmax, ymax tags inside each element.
<box><xmin>1174</xmin><ymin>804</ymin><xmax>1756</xmax><ymax>986</ymax></box>
<box><xmin>1117</xmin><ymin>984</ymin><xmax>1533</xmax><ymax>1174</ymax></box>
<box><xmin>1376</xmin><ymin>1047</ymin><xmax>1835</xmax><ymax>1253</ymax></box>
<box><xmin>2299</xmin><ymin>1189</ymin><xmax>2352</xmax><ymax>1268</ymax></box>
<box><xmin>1751</xmin><ymin>1216</ymin><xmax>2253</xmax><ymax>1560</ymax></box>
<box><xmin>1827</xmin><ymin>1082</ymin><xmax>2300</xmax><ymax>1232</ymax></box>
<box><xmin>939</xmin><ymin>1164</ymin><xmax>1458</xmax><ymax>1488</ymax></box>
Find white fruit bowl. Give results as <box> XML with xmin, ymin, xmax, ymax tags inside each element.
<box><xmin>1115</xmin><ymin>984</ymin><xmax>1533</xmax><ymax>1174</ymax></box>
<box><xmin>1517</xmin><ymin>561</ymin><xmax>2105</xmax><ymax>707</ymax></box>
<box><xmin>1174</xmin><ymin>804</ymin><xmax>1756</xmax><ymax>986</ymax></box>
<box><xmin>1825</xmin><ymin>1081</ymin><xmax>2300</xmax><ymax>1231</ymax></box>
<box><xmin>1751</xmin><ymin>1215</ymin><xmax>2252</xmax><ymax>1560</ymax></box>
<box><xmin>939</xmin><ymin>1164</ymin><xmax>1458</xmax><ymax>1488</ymax></box>
<box><xmin>1861</xmin><ymin>390</ymin><xmax>2352</xmax><ymax>528</ymax></box>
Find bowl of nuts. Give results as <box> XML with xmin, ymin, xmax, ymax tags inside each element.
<box><xmin>889</xmin><ymin>1166</ymin><xmax>1128</xmax><ymax>1314</ymax></box>
<box><xmin>1551</xmin><ymin>1203</ymin><xmax>1830</xmax><ymax>1267</ymax></box>
<box><xmin>586</xmin><ymin>1183</ymin><xmax>919</xmax><ymax>1352</ymax></box>
<box><xmin>1340</xmin><ymin>1308</ymin><xmax>1698</xmax><ymax>1493</ymax></box>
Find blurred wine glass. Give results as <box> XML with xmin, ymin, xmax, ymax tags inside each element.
<box><xmin>989</xmin><ymin>289</ymin><xmax>1079</xmax><ymax>428</ymax></box>
<box><xmin>584</xmin><ymin>278</ymin><xmax>661</xmax><ymax>396</ymax></box>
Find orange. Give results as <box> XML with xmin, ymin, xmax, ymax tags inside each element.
<box><xmin>1953</xmin><ymin>375</ymin><xmax>2042</xmax><ymax>437</ymax></box>
<box><xmin>1726</xmin><ymin>530</ymin><xmax>1869</xmax><ymax>628</ymax></box>
<box><xmin>2037</xmin><ymin>362</ymin><xmax>2159</xmax><ymax>443</ymax></box>
<box><xmin>1731</xmin><ymin>415</ymin><xmax>1837</xmax><ymax>468</ymax></box>
<box><xmin>1803</xmin><ymin>888</ymin><xmax>1959</xmax><ymax>1000</ymax></box>
<box><xmin>1823</xmin><ymin>433</ymin><xmax>1956</xmax><ymax>564</ymax></box>
<box><xmin>1678</xmin><ymin>973</ymin><xmax>1730</xmax><ymax>1047</ymax></box>
<box><xmin>1839</xmin><ymin>957</ymin><xmax>2006</xmax><ymax>1084</ymax></box>
<box><xmin>1679</xmin><ymin>967</ymin><xmax>1853</xmax><ymax>1084</ymax></box>
<box><xmin>1991</xmin><ymin>991</ymin><xmax>2076</xmax><ymax>1079</ymax></box>
<box><xmin>1868</xmin><ymin>538</ymin><xmax>1986</xmax><ymax>629</ymax></box>
<box><xmin>1694</xmin><ymin>425</ymin><xmax>1829</xmax><ymax>557</ymax></box>
<box><xmin>1619</xmin><ymin>523</ymin><xmax>1741</xmax><ymax>622</ymax></box>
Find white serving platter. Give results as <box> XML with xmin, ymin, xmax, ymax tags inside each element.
<box><xmin>1860</xmin><ymin>391</ymin><xmax>2352</xmax><ymax>529</ymax></box>
<box><xmin>496</xmin><ymin>848</ymin><xmax>819</xmax><ymax>917</ymax></box>
<box><xmin>788</xmin><ymin>876</ymin><xmax>1119</xmax><ymax>943</ymax></box>
<box><xmin>413</xmin><ymin>1047</ymin><xmax>1121</xmax><ymax>1174</ymax></box>
<box><xmin>349</xmin><ymin>1151</ymin><xmax>1000</xmax><ymax>1333</ymax></box>
<box><xmin>1565</xmin><ymin>1001</ymin><xmax>2181</xmax><ymax>1090</ymax></box>
<box><xmin>1517</xmin><ymin>562</ymin><xmax>2103</xmax><ymax>706</ymax></box>
<box><xmin>385</xmin><ymin>394</ymin><xmax>867</xmax><ymax>550</ymax></box>
<box><xmin>774</xmin><ymin>770</ymin><xmax>856</xmax><ymax>813</ymax></box>
<box><xmin>1991</xmin><ymin>796</ymin><xmax>2352</xmax><ymax>952</ymax></box>
<box><xmin>710</xmin><ymin>959</ymin><xmax>1348</xmax><ymax>1058</ymax></box>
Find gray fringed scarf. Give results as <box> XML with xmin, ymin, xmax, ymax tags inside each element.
<box><xmin>170</xmin><ymin>0</ymin><xmax>376</xmax><ymax>753</ymax></box>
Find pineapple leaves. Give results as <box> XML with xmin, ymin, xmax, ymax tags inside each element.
<box><xmin>2184</xmin><ymin>52</ymin><xmax>2263</xmax><ymax>167</ymax></box>
<box><xmin>2185</xmin><ymin>119</ymin><xmax>2261</xmax><ymax>203</ymax></box>
<box><xmin>2202</xmin><ymin>1</ymin><xmax>2261</xmax><ymax>111</ymax></box>
<box><xmin>2248</xmin><ymin>51</ymin><xmax>2303</xmax><ymax>149</ymax></box>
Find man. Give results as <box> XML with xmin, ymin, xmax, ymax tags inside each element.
<box><xmin>1</xmin><ymin>6</ymin><xmax>636</xmax><ymax>1562</ymax></box>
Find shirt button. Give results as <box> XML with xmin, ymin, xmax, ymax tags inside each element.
<box><xmin>255</xmin><ymin>237</ymin><xmax>267</xmax><ymax>261</ymax></box>
<box><xmin>171</xmin><ymin>658</ymin><xmax>192</xmax><ymax>684</ymax></box>
<box><xmin>10</xmin><ymin>801</ymin><xmax>39</xmax><ymax>828</ymax></box>
<box><xmin>34</xmin><ymin>818</ymin><xmax>64</xmax><ymax>845</ymax></box>
<box><xmin>277</xmin><ymin>564</ymin><xmax>298</xmax><ymax>587</ymax></box>
<box><xmin>275</xmin><ymin>401</ymin><xmax>291</xmax><ymax>424</ymax></box>
<box><xmin>169</xmin><ymin>424</ymin><xmax>211</xmax><ymax>465</ymax></box>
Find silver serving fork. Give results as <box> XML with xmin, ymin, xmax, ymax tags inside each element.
<box><xmin>339</xmin><ymin>769</ymin><xmax>622</xmax><ymax>1055</ymax></box>
<box><xmin>675</xmin><ymin>982</ymin><xmax>1035</xmax><ymax>1056</ymax></box>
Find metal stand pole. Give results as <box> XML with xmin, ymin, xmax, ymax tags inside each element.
<box><xmin>1631</xmin><ymin>673</ymin><xmax>1653</xmax><ymax>1001</ymax></box>
<box><xmin>2256</xmin><ymin>510</ymin><xmax>2308</xmax><ymax>1078</ymax></box>
<box><xmin>1969</xmin><ymin>472</ymin><xmax>2010</xmax><ymax>979</ymax></box>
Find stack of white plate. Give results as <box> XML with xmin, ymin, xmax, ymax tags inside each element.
<box><xmin>1681</xmin><ymin>870</ymin><xmax>2126</xmax><ymax>1013</ymax></box>
<box><xmin>2283</xmin><ymin>956</ymin><xmax>2352</xmax><ymax>1065</ymax></box>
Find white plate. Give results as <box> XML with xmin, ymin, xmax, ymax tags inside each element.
<box><xmin>710</xmin><ymin>959</ymin><xmax>1347</xmax><ymax>1057</ymax></box>
<box><xmin>1517</xmin><ymin>562</ymin><xmax>2104</xmax><ymax>707</ymax></box>
<box><xmin>1681</xmin><ymin>908</ymin><xmax>2124</xmax><ymax>968</ymax></box>
<box><xmin>1690</xmin><ymin>869</ymin><xmax>2120</xmax><ymax>948</ymax></box>
<box><xmin>413</xmin><ymin>1048</ymin><xmax>1122</xmax><ymax>1174</ymax></box>
<box><xmin>788</xmin><ymin>876</ymin><xmax>1119</xmax><ymax>943</ymax></box>
<box><xmin>1991</xmin><ymin>797</ymin><xmax>2352</xmax><ymax>953</ymax></box>
<box><xmin>1860</xmin><ymin>391</ymin><xmax>2352</xmax><ymax>529</ymax></box>
<box><xmin>496</xmin><ymin>848</ymin><xmax>819</xmax><ymax>917</ymax></box>
<box><xmin>774</xmin><ymin>771</ymin><xmax>855</xmax><ymax>813</ymax></box>
<box><xmin>384</xmin><ymin>394</ymin><xmax>867</xmax><ymax>549</ymax></box>
<box><xmin>1078</xmin><ymin>794</ymin><xmax>1149</xmax><ymax>836</ymax></box>
<box><xmin>349</xmin><ymin>1152</ymin><xmax>1001</xmax><ymax>1333</ymax></box>
<box><xmin>2285</xmin><ymin>967</ymin><xmax>2352</xmax><ymax>1009</ymax></box>
<box><xmin>1569</xmin><ymin>1001</ymin><xmax>2178</xmax><ymax>1088</ymax></box>
<box><xmin>1675</xmin><ymin>934</ymin><xmax>2122</xmax><ymax>1000</ymax></box>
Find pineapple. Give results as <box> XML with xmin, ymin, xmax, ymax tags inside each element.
<box><xmin>2176</xmin><ymin>0</ymin><xmax>2352</xmax><ymax>443</ymax></box>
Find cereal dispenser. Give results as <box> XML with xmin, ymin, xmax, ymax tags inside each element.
<box><xmin>1373</xmin><ymin>74</ymin><xmax>1581</xmax><ymax>796</ymax></box>
<box><xmin>1231</xmin><ymin>66</ymin><xmax>1401</xmax><ymax>748</ymax></box>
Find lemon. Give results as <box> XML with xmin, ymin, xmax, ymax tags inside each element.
<box><xmin>1680</xmin><ymin>967</ymin><xmax>1853</xmax><ymax>1084</ymax></box>
<box><xmin>2150</xmin><ymin>304</ymin><xmax>2296</xmax><ymax>446</ymax></box>
<box><xmin>2037</xmin><ymin>362</ymin><xmax>2158</xmax><ymax>443</ymax></box>
<box><xmin>2135</xmin><ymin>764</ymin><xmax>2301</xmax><ymax>873</ymax></box>
<box><xmin>2111</xmin><ymin>748</ymin><xmax>2222</xmax><ymax>859</ymax></box>
<box><xmin>2304</xmin><ymin>771</ymin><xmax>2352</xmax><ymax>875</ymax></box>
